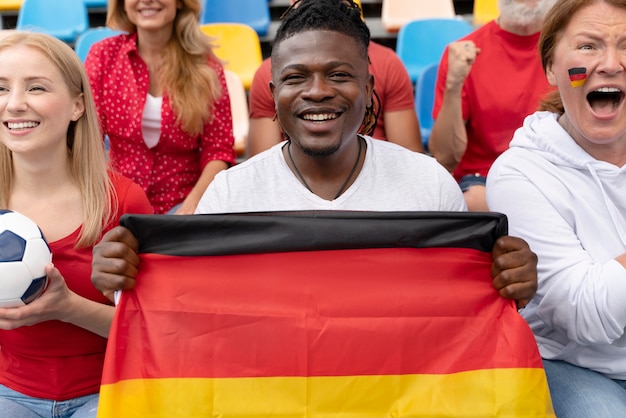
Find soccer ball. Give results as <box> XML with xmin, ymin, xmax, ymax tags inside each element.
<box><xmin>0</xmin><ymin>210</ymin><xmax>51</xmax><ymax>308</ymax></box>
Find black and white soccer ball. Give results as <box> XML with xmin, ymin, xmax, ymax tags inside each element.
<box><xmin>0</xmin><ymin>210</ymin><xmax>51</xmax><ymax>308</ymax></box>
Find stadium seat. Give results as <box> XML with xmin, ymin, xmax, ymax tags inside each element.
<box><xmin>74</xmin><ymin>27</ymin><xmax>123</xmax><ymax>62</ymax></box>
<box><xmin>16</xmin><ymin>0</ymin><xmax>89</xmax><ymax>44</ymax></box>
<box><xmin>396</xmin><ymin>17</ymin><xmax>473</xmax><ymax>84</ymax></box>
<box><xmin>0</xmin><ymin>0</ymin><xmax>21</xmax><ymax>13</ymax></box>
<box><xmin>0</xmin><ymin>0</ymin><xmax>22</xmax><ymax>16</ymax></box>
<box><xmin>200</xmin><ymin>0</ymin><xmax>271</xmax><ymax>37</ymax></box>
<box><xmin>414</xmin><ymin>62</ymin><xmax>438</xmax><ymax>151</ymax></box>
<box><xmin>473</xmin><ymin>0</ymin><xmax>499</xmax><ymax>26</ymax></box>
<box><xmin>224</xmin><ymin>69</ymin><xmax>249</xmax><ymax>158</ymax></box>
<box><xmin>0</xmin><ymin>0</ymin><xmax>21</xmax><ymax>29</ymax></box>
<box><xmin>83</xmin><ymin>0</ymin><xmax>107</xmax><ymax>7</ymax></box>
<box><xmin>353</xmin><ymin>0</ymin><xmax>364</xmax><ymax>20</ymax></box>
<box><xmin>200</xmin><ymin>23</ymin><xmax>263</xmax><ymax>90</ymax></box>
<box><xmin>381</xmin><ymin>0</ymin><xmax>457</xmax><ymax>32</ymax></box>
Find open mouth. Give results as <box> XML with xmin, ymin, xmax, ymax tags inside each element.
<box><xmin>587</xmin><ymin>87</ymin><xmax>624</xmax><ymax>115</ymax></box>
<box><xmin>301</xmin><ymin>113</ymin><xmax>340</xmax><ymax>122</ymax></box>
<box><xmin>5</xmin><ymin>121</ymin><xmax>39</xmax><ymax>130</ymax></box>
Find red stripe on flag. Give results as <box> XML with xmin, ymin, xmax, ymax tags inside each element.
<box><xmin>102</xmin><ymin>247</ymin><xmax>541</xmax><ymax>384</ymax></box>
<box><xmin>569</xmin><ymin>73</ymin><xmax>587</xmax><ymax>81</ymax></box>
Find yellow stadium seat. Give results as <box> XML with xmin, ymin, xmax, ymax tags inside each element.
<box><xmin>200</xmin><ymin>23</ymin><xmax>263</xmax><ymax>91</ymax></box>
<box><xmin>0</xmin><ymin>0</ymin><xmax>22</xmax><ymax>29</ymax></box>
<box><xmin>0</xmin><ymin>0</ymin><xmax>21</xmax><ymax>11</ymax></box>
<box><xmin>353</xmin><ymin>0</ymin><xmax>364</xmax><ymax>20</ymax></box>
<box><xmin>473</xmin><ymin>0</ymin><xmax>499</xmax><ymax>26</ymax></box>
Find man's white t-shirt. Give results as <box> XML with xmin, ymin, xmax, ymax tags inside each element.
<box><xmin>196</xmin><ymin>136</ymin><xmax>466</xmax><ymax>214</ymax></box>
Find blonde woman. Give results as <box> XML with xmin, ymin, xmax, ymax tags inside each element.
<box><xmin>0</xmin><ymin>32</ymin><xmax>152</xmax><ymax>417</ymax></box>
<box><xmin>85</xmin><ymin>0</ymin><xmax>236</xmax><ymax>214</ymax></box>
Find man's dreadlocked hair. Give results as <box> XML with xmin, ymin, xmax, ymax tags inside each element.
<box><xmin>272</xmin><ymin>0</ymin><xmax>380</xmax><ymax>136</ymax></box>
<box><xmin>275</xmin><ymin>0</ymin><xmax>369</xmax><ymax>57</ymax></box>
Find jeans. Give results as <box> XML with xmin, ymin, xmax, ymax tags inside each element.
<box><xmin>543</xmin><ymin>359</ymin><xmax>626</xmax><ymax>417</ymax></box>
<box><xmin>166</xmin><ymin>203</ymin><xmax>181</xmax><ymax>214</ymax></box>
<box><xmin>0</xmin><ymin>385</ymin><xmax>98</xmax><ymax>418</ymax></box>
<box><xmin>458</xmin><ymin>173</ymin><xmax>486</xmax><ymax>192</ymax></box>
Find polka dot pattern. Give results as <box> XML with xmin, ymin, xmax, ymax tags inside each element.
<box><xmin>85</xmin><ymin>33</ymin><xmax>236</xmax><ymax>214</ymax></box>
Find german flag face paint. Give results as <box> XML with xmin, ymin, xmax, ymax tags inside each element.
<box><xmin>569</xmin><ymin>67</ymin><xmax>587</xmax><ymax>88</ymax></box>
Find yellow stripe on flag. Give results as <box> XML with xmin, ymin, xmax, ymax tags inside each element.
<box><xmin>99</xmin><ymin>368</ymin><xmax>554</xmax><ymax>417</ymax></box>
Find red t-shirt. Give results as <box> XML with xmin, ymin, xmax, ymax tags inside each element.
<box><xmin>0</xmin><ymin>174</ymin><xmax>153</xmax><ymax>401</ymax></box>
<box><xmin>433</xmin><ymin>21</ymin><xmax>553</xmax><ymax>181</ymax></box>
<box><xmin>249</xmin><ymin>41</ymin><xmax>415</xmax><ymax>141</ymax></box>
<box><xmin>85</xmin><ymin>33</ymin><xmax>236</xmax><ymax>214</ymax></box>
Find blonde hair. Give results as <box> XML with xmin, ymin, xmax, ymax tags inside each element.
<box><xmin>107</xmin><ymin>0</ymin><xmax>222</xmax><ymax>135</ymax></box>
<box><xmin>0</xmin><ymin>32</ymin><xmax>114</xmax><ymax>248</ymax></box>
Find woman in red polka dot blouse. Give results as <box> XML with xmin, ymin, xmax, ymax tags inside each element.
<box><xmin>85</xmin><ymin>0</ymin><xmax>236</xmax><ymax>214</ymax></box>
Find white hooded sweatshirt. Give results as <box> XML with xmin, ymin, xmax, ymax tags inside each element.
<box><xmin>487</xmin><ymin>111</ymin><xmax>626</xmax><ymax>379</ymax></box>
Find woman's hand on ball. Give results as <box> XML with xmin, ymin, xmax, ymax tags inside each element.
<box><xmin>0</xmin><ymin>264</ymin><xmax>72</xmax><ymax>328</ymax></box>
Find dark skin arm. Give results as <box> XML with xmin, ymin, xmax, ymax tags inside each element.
<box><xmin>92</xmin><ymin>227</ymin><xmax>538</xmax><ymax>307</ymax></box>
<box><xmin>490</xmin><ymin>235</ymin><xmax>538</xmax><ymax>309</ymax></box>
<box><xmin>91</xmin><ymin>226</ymin><xmax>141</xmax><ymax>303</ymax></box>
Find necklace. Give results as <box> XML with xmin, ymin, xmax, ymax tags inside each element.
<box><xmin>287</xmin><ymin>136</ymin><xmax>363</xmax><ymax>200</ymax></box>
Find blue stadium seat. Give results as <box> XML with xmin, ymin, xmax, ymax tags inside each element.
<box><xmin>396</xmin><ymin>17</ymin><xmax>473</xmax><ymax>85</ymax></box>
<box><xmin>74</xmin><ymin>27</ymin><xmax>123</xmax><ymax>62</ymax></box>
<box><xmin>200</xmin><ymin>0</ymin><xmax>270</xmax><ymax>37</ymax></box>
<box><xmin>83</xmin><ymin>0</ymin><xmax>107</xmax><ymax>7</ymax></box>
<box><xmin>16</xmin><ymin>0</ymin><xmax>89</xmax><ymax>44</ymax></box>
<box><xmin>414</xmin><ymin>62</ymin><xmax>439</xmax><ymax>151</ymax></box>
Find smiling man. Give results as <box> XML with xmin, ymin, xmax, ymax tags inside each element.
<box><xmin>91</xmin><ymin>0</ymin><xmax>539</xmax><ymax>313</ymax></box>
<box><xmin>245</xmin><ymin>0</ymin><xmax>423</xmax><ymax>157</ymax></box>
<box><xmin>195</xmin><ymin>0</ymin><xmax>463</xmax><ymax>212</ymax></box>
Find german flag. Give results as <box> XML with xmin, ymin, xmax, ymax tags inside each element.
<box><xmin>98</xmin><ymin>211</ymin><xmax>554</xmax><ymax>417</ymax></box>
<box><xmin>569</xmin><ymin>67</ymin><xmax>587</xmax><ymax>88</ymax></box>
